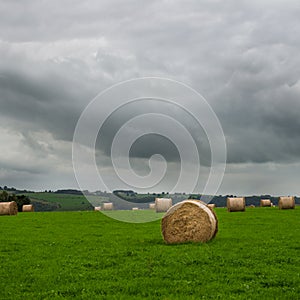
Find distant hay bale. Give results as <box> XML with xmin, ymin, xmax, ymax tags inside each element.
<box><xmin>94</xmin><ymin>206</ymin><xmax>101</xmax><ymax>211</ymax></box>
<box><xmin>249</xmin><ymin>204</ymin><xmax>255</xmax><ymax>208</ymax></box>
<box><xmin>155</xmin><ymin>198</ymin><xmax>172</xmax><ymax>213</ymax></box>
<box><xmin>207</xmin><ymin>203</ymin><xmax>215</xmax><ymax>210</ymax></box>
<box><xmin>278</xmin><ymin>196</ymin><xmax>295</xmax><ymax>210</ymax></box>
<box><xmin>0</xmin><ymin>201</ymin><xmax>18</xmax><ymax>216</ymax></box>
<box><xmin>103</xmin><ymin>202</ymin><xmax>114</xmax><ymax>210</ymax></box>
<box><xmin>149</xmin><ymin>203</ymin><xmax>155</xmax><ymax>209</ymax></box>
<box><xmin>22</xmin><ymin>204</ymin><xmax>34</xmax><ymax>212</ymax></box>
<box><xmin>260</xmin><ymin>199</ymin><xmax>271</xmax><ymax>207</ymax></box>
<box><xmin>132</xmin><ymin>207</ymin><xmax>139</xmax><ymax>211</ymax></box>
<box><xmin>161</xmin><ymin>200</ymin><xmax>218</xmax><ymax>244</ymax></box>
<box><xmin>227</xmin><ymin>197</ymin><xmax>245</xmax><ymax>212</ymax></box>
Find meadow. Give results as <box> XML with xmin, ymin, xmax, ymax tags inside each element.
<box><xmin>24</xmin><ymin>193</ymin><xmax>108</xmax><ymax>211</ymax></box>
<box><xmin>0</xmin><ymin>208</ymin><xmax>300</xmax><ymax>299</ymax></box>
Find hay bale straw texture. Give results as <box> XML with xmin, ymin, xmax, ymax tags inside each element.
<box><xmin>94</xmin><ymin>206</ymin><xmax>101</xmax><ymax>211</ymax></box>
<box><xmin>22</xmin><ymin>204</ymin><xmax>34</xmax><ymax>212</ymax></box>
<box><xmin>207</xmin><ymin>203</ymin><xmax>215</xmax><ymax>210</ymax></box>
<box><xmin>278</xmin><ymin>196</ymin><xmax>295</xmax><ymax>210</ymax></box>
<box><xmin>103</xmin><ymin>202</ymin><xmax>114</xmax><ymax>210</ymax></box>
<box><xmin>149</xmin><ymin>203</ymin><xmax>156</xmax><ymax>209</ymax></box>
<box><xmin>227</xmin><ymin>197</ymin><xmax>245</xmax><ymax>212</ymax></box>
<box><xmin>161</xmin><ymin>200</ymin><xmax>218</xmax><ymax>244</ymax></box>
<box><xmin>155</xmin><ymin>198</ymin><xmax>172</xmax><ymax>213</ymax></box>
<box><xmin>0</xmin><ymin>201</ymin><xmax>18</xmax><ymax>216</ymax></box>
<box><xmin>260</xmin><ymin>199</ymin><xmax>271</xmax><ymax>207</ymax></box>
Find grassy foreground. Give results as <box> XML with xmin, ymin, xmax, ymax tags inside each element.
<box><xmin>1</xmin><ymin>208</ymin><xmax>300</xmax><ymax>299</ymax></box>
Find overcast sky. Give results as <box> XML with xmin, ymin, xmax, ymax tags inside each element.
<box><xmin>0</xmin><ymin>0</ymin><xmax>300</xmax><ymax>195</ymax></box>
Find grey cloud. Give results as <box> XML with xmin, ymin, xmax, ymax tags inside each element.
<box><xmin>0</xmin><ymin>50</ymin><xmax>99</xmax><ymax>141</ymax></box>
<box><xmin>95</xmin><ymin>98</ymin><xmax>211</xmax><ymax>165</ymax></box>
<box><xmin>0</xmin><ymin>0</ymin><xmax>300</xmax><ymax>193</ymax></box>
<box><xmin>210</xmin><ymin>45</ymin><xmax>300</xmax><ymax>164</ymax></box>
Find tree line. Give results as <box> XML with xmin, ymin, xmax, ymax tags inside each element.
<box><xmin>0</xmin><ymin>191</ymin><xmax>31</xmax><ymax>212</ymax></box>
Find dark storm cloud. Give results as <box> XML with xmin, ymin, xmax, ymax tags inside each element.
<box><xmin>95</xmin><ymin>98</ymin><xmax>211</xmax><ymax>167</ymax></box>
<box><xmin>0</xmin><ymin>0</ymin><xmax>300</xmax><ymax>192</ymax></box>
<box><xmin>0</xmin><ymin>45</ymin><xmax>99</xmax><ymax>141</ymax></box>
<box><xmin>210</xmin><ymin>44</ymin><xmax>300</xmax><ymax>164</ymax></box>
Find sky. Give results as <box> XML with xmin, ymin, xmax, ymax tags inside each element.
<box><xmin>0</xmin><ymin>0</ymin><xmax>300</xmax><ymax>196</ymax></box>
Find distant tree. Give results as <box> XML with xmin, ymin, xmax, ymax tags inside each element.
<box><xmin>0</xmin><ymin>191</ymin><xmax>31</xmax><ymax>212</ymax></box>
<box><xmin>15</xmin><ymin>195</ymin><xmax>31</xmax><ymax>212</ymax></box>
<box><xmin>0</xmin><ymin>191</ymin><xmax>9</xmax><ymax>201</ymax></box>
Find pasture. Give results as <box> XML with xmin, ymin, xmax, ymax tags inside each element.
<box><xmin>24</xmin><ymin>193</ymin><xmax>108</xmax><ymax>211</ymax></box>
<box><xmin>1</xmin><ymin>208</ymin><xmax>300</xmax><ymax>299</ymax></box>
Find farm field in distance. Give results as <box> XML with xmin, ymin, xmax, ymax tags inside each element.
<box><xmin>1</xmin><ymin>208</ymin><xmax>300</xmax><ymax>299</ymax></box>
<box><xmin>23</xmin><ymin>191</ymin><xmax>188</xmax><ymax>212</ymax></box>
<box><xmin>24</xmin><ymin>192</ymin><xmax>109</xmax><ymax>211</ymax></box>
<box><xmin>16</xmin><ymin>191</ymin><xmax>300</xmax><ymax>212</ymax></box>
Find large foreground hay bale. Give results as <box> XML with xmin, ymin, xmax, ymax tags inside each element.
<box><xmin>278</xmin><ymin>196</ymin><xmax>295</xmax><ymax>210</ymax></box>
<box><xmin>0</xmin><ymin>201</ymin><xmax>18</xmax><ymax>216</ymax></box>
<box><xmin>94</xmin><ymin>206</ymin><xmax>101</xmax><ymax>211</ymax></box>
<box><xmin>103</xmin><ymin>202</ymin><xmax>114</xmax><ymax>210</ymax></box>
<box><xmin>161</xmin><ymin>200</ymin><xmax>218</xmax><ymax>244</ymax></box>
<box><xmin>155</xmin><ymin>198</ymin><xmax>172</xmax><ymax>213</ymax></box>
<box><xmin>227</xmin><ymin>197</ymin><xmax>245</xmax><ymax>212</ymax></box>
<box><xmin>260</xmin><ymin>199</ymin><xmax>271</xmax><ymax>207</ymax></box>
<box><xmin>22</xmin><ymin>204</ymin><xmax>34</xmax><ymax>212</ymax></box>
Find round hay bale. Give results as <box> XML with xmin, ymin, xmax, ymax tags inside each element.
<box><xmin>94</xmin><ymin>206</ymin><xmax>101</xmax><ymax>211</ymax></box>
<box><xmin>207</xmin><ymin>203</ymin><xmax>215</xmax><ymax>210</ymax></box>
<box><xmin>227</xmin><ymin>197</ymin><xmax>245</xmax><ymax>212</ymax></box>
<box><xmin>161</xmin><ymin>200</ymin><xmax>218</xmax><ymax>244</ymax></box>
<box><xmin>22</xmin><ymin>204</ymin><xmax>34</xmax><ymax>212</ymax></box>
<box><xmin>132</xmin><ymin>207</ymin><xmax>139</xmax><ymax>211</ymax></box>
<box><xmin>260</xmin><ymin>199</ymin><xmax>271</xmax><ymax>207</ymax></box>
<box><xmin>278</xmin><ymin>196</ymin><xmax>295</xmax><ymax>210</ymax></box>
<box><xmin>149</xmin><ymin>203</ymin><xmax>156</xmax><ymax>209</ymax></box>
<box><xmin>155</xmin><ymin>198</ymin><xmax>172</xmax><ymax>213</ymax></box>
<box><xmin>0</xmin><ymin>201</ymin><xmax>18</xmax><ymax>216</ymax></box>
<box><xmin>249</xmin><ymin>204</ymin><xmax>255</xmax><ymax>208</ymax></box>
<box><xmin>103</xmin><ymin>202</ymin><xmax>113</xmax><ymax>210</ymax></box>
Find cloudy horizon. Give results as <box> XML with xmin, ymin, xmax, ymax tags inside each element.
<box><xmin>1</xmin><ymin>0</ymin><xmax>300</xmax><ymax>196</ymax></box>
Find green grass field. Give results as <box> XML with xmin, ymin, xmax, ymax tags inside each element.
<box><xmin>24</xmin><ymin>193</ymin><xmax>108</xmax><ymax>211</ymax></box>
<box><xmin>1</xmin><ymin>208</ymin><xmax>300</xmax><ymax>299</ymax></box>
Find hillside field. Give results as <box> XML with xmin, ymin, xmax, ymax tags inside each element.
<box><xmin>1</xmin><ymin>208</ymin><xmax>300</xmax><ymax>299</ymax></box>
<box><xmin>24</xmin><ymin>193</ymin><xmax>109</xmax><ymax>211</ymax></box>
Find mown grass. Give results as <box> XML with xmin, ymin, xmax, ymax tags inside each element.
<box><xmin>1</xmin><ymin>208</ymin><xmax>300</xmax><ymax>299</ymax></box>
